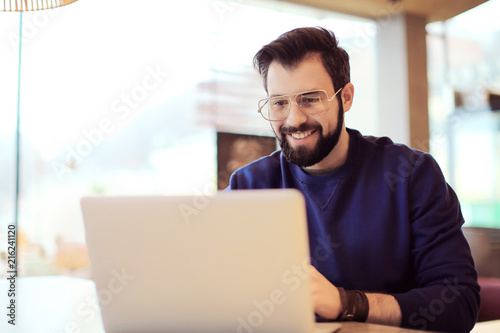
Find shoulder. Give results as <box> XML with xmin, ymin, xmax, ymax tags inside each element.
<box><xmin>348</xmin><ymin>129</ymin><xmax>444</xmax><ymax>191</ymax></box>
<box><xmin>354</xmin><ymin>129</ymin><xmax>425</xmax><ymax>163</ymax></box>
<box><xmin>352</xmin><ymin>129</ymin><xmax>431</xmax><ymax>172</ymax></box>
<box><xmin>228</xmin><ymin>151</ymin><xmax>284</xmax><ymax>189</ymax></box>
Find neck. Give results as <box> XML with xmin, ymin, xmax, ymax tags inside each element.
<box><xmin>302</xmin><ymin>127</ymin><xmax>350</xmax><ymax>176</ymax></box>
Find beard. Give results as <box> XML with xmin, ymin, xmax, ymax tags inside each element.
<box><xmin>275</xmin><ymin>102</ymin><xmax>344</xmax><ymax>168</ymax></box>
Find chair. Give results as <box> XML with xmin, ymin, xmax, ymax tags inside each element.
<box><xmin>462</xmin><ymin>227</ymin><xmax>500</xmax><ymax>322</ymax></box>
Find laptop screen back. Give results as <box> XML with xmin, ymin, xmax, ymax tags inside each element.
<box><xmin>81</xmin><ymin>189</ymin><xmax>315</xmax><ymax>333</ymax></box>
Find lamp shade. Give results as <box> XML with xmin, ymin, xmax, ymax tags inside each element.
<box><xmin>2</xmin><ymin>0</ymin><xmax>78</xmax><ymax>11</ymax></box>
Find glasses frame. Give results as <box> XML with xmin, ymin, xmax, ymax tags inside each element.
<box><xmin>257</xmin><ymin>87</ymin><xmax>343</xmax><ymax>121</ymax></box>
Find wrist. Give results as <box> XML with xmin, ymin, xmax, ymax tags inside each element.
<box><xmin>336</xmin><ymin>287</ymin><xmax>369</xmax><ymax>322</ymax></box>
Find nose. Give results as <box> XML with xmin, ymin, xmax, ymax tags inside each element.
<box><xmin>285</xmin><ymin>99</ymin><xmax>308</xmax><ymax>128</ymax></box>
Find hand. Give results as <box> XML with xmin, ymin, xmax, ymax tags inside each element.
<box><xmin>309</xmin><ymin>265</ymin><xmax>342</xmax><ymax>320</ymax></box>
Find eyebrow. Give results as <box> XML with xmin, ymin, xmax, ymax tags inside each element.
<box><xmin>269</xmin><ymin>89</ymin><xmax>321</xmax><ymax>98</ymax></box>
<box><xmin>301</xmin><ymin>91</ymin><xmax>319</xmax><ymax>96</ymax></box>
<box><xmin>269</xmin><ymin>93</ymin><xmax>287</xmax><ymax>98</ymax></box>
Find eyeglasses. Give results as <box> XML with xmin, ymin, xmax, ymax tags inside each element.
<box><xmin>257</xmin><ymin>88</ymin><xmax>342</xmax><ymax>121</ymax></box>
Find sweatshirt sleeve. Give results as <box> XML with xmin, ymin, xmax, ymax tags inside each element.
<box><xmin>392</xmin><ymin>153</ymin><xmax>480</xmax><ymax>332</ymax></box>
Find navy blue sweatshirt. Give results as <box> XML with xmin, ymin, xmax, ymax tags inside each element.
<box><xmin>228</xmin><ymin>128</ymin><xmax>480</xmax><ymax>332</ymax></box>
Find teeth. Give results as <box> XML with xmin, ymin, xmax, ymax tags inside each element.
<box><xmin>291</xmin><ymin>131</ymin><xmax>313</xmax><ymax>139</ymax></box>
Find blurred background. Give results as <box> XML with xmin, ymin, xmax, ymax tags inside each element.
<box><xmin>0</xmin><ymin>0</ymin><xmax>499</xmax><ymax>278</ymax></box>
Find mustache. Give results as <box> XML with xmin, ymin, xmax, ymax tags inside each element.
<box><xmin>280</xmin><ymin>123</ymin><xmax>321</xmax><ymax>135</ymax></box>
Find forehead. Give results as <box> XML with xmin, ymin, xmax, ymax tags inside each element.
<box><xmin>266</xmin><ymin>54</ymin><xmax>333</xmax><ymax>96</ymax></box>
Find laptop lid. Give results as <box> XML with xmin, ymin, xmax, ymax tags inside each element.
<box><xmin>81</xmin><ymin>189</ymin><xmax>316</xmax><ymax>333</ymax></box>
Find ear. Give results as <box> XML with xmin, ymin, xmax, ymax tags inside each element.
<box><xmin>340</xmin><ymin>83</ymin><xmax>354</xmax><ymax>112</ymax></box>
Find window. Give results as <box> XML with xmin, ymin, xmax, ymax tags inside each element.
<box><xmin>0</xmin><ymin>0</ymin><xmax>378</xmax><ymax>277</ymax></box>
<box><xmin>427</xmin><ymin>0</ymin><xmax>500</xmax><ymax>228</ymax></box>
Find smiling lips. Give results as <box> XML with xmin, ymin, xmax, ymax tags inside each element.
<box><xmin>290</xmin><ymin>130</ymin><xmax>315</xmax><ymax>140</ymax></box>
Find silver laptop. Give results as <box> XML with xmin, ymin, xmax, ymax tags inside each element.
<box><xmin>81</xmin><ymin>189</ymin><xmax>341</xmax><ymax>333</ymax></box>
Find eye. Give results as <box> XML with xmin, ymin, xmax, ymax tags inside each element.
<box><xmin>302</xmin><ymin>96</ymin><xmax>321</xmax><ymax>104</ymax></box>
<box><xmin>299</xmin><ymin>93</ymin><xmax>322</xmax><ymax>106</ymax></box>
<box><xmin>271</xmin><ymin>98</ymin><xmax>289</xmax><ymax>108</ymax></box>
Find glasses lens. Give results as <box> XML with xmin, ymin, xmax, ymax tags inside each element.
<box><xmin>259</xmin><ymin>96</ymin><xmax>290</xmax><ymax>121</ymax></box>
<box><xmin>258</xmin><ymin>90</ymin><xmax>331</xmax><ymax>121</ymax></box>
<box><xmin>297</xmin><ymin>90</ymin><xmax>328</xmax><ymax>115</ymax></box>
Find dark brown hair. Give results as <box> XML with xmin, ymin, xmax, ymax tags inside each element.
<box><xmin>253</xmin><ymin>27</ymin><xmax>350</xmax><ymax>99</ymax></box>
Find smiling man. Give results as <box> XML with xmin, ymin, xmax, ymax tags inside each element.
<box><xmin>265</xmin><ymin>53</ymin><xmax>349</xmax><ymax>175</ymax></box>
<box><xmin>227</xmin><ymin>27</ymin><xmax>480</xmax><ymax>332</ymax></box>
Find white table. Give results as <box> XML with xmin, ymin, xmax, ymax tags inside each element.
<box><xmin>471</xmin><ymin>320</ymin><xmax>500</xmax><ymax>333</ymax></box>
<box><xmin>1</xmin><ymin>276</ymin><xmax>105</xmax><ymax>333</ymax></box>
<box><xmin>0</xmin><ymin>276</ymin><xmax>463</xmax><ymax>333</ymax></box>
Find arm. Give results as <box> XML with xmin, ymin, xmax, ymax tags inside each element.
<box><xmin>311</xmin><ymin>153</ymin><xmax>480</xmax><ymax>332</ymax></box>
<box><xmin>392</xmin><ymin>153</ymin><xmax>480</xmax><ymax>332</ymax></box>
<box><xmin>365</xmin><ymin>293</ymin><xmax>401</xmax><ymax>326</ymax></box>
<box><xmin>310</xmin><ymin>265</ymin><xmax>402</xmax><ymax>326</ymax></box>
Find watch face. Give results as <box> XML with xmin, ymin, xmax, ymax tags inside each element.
<box><xmin>344</xmin><ymin>314</ymin><xmax>355</xmax><ymax>321</ymax></box>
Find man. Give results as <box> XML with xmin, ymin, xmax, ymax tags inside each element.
<box><xmin>227</xmin><ymin>27</ymin><xmax>480</xmax><ymax>332</ymax></box>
